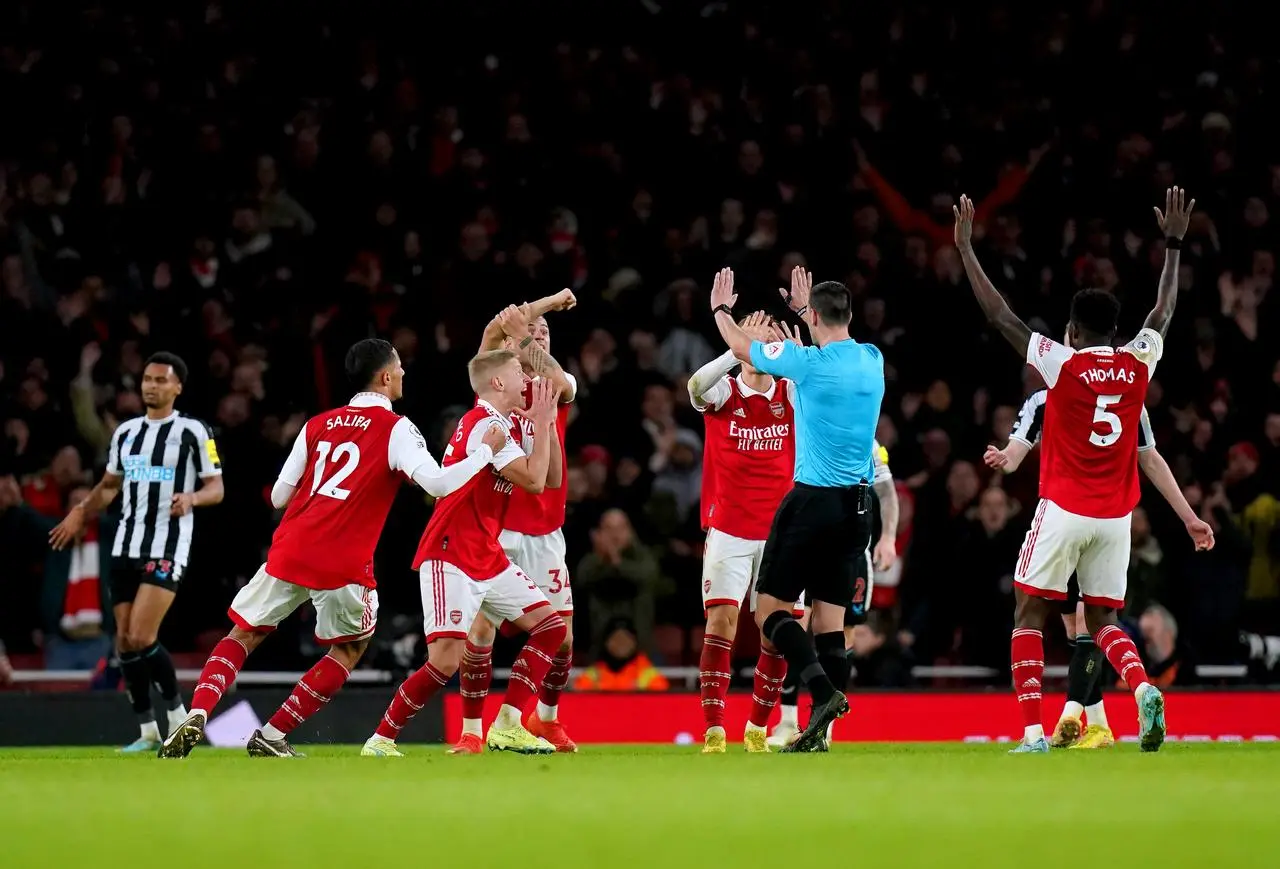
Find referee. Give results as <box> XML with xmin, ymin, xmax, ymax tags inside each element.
<box><xmin>50</xmin><ymin>352</ymin><xmax>224</xmax><ymax>752</ymax></box>
<box><xmin>709</xmin><ymin>267</ymin><xmax>884</xmax><ymax>752</ymax></box>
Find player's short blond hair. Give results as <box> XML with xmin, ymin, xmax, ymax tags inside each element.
<box><xmin>468</xmin><ymin>348</ymin><xmax>518</xmax><ymax>394</ymax></box>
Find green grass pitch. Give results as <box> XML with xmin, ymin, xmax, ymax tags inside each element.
<box><xmin>2</xmin><ymin>743</ymin><xmax>1277</xmax><ymax>868</ymax></box>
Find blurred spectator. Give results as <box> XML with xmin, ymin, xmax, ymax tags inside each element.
<box><xmin>575</xmin><ymin>509</ymin><xmax>666</xmax><ymax>658</ymax></box>
<box><xmin>1125</xmin><ymin>507</ymin><xmax>1168</xmax><ymax>622</ymax></box>
<box><xmin>573</xmin><ymin>618</ymin><xmax>669</xmax><ymax>692</ymax></box>
<box><xmin>848</xmin><ymin>616</ymin><xmax>913</xmax><ymax>688</ymax></box>
<box><xmin>1138</xmin><ymin>605</ymin><xmax>1198</xmax><ymax>688</ymax></box>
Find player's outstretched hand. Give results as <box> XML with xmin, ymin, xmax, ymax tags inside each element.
<box><xmin>481</xmin><ymin>423</ymin><xmax>507</xmax><ymax>456</ymax></box>
<box><xmin>773</xmin><ymin>320</ymin><xmax>804</xmax><ymax>347</ymax></box>
<box><xmin>1154</xmin><ymin>186</ymin><xmax>1195</xmax><ymax>240</ymax></box>
<box><xmin>553</xmin><ymin>288</ymin><xmax>577</xmax><ymax>311</ymax></box>
<box><xmin>710</xmin><ymin>267</ymin><xmax>737</xmax><ymax>312</ymax></box>
<box><xmin>498</xmin><ymin>304</ymin><xmax>529</xmax><ymax>338</ymax></box>
<box><xmin>983</xmin><ymin>445</ymin><xmax>1009</xmax><ymax>470</ymax></box>
<box><xmin>49</xmin><ymin>506</ymin><xmax>85</xmax><ymax>551</ymax></box>
<box><xmin>1186</xmin><ymin>517</ymin><xmax>1215</xmax><ymax>552</ymax></box>
<box><xmin>740</xmin><ymin>310</ymin><xmax>771</xmax><ymax>342</ymax></box>
<box><xmin>779</xmin><ymin>265</ymin><xmax>812</xmax><ymax>314</ymax></box>
<box><xmin>521</xmin><ymin>378</ymin><xmax>561</xmax><ymax>427</ymax></box>
<box><xmin>953</xmin><ymin>195</ymin><xmax>974</xmax><ymax>250</ymax></box>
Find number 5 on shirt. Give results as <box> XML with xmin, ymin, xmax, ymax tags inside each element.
<box><xmin>1089</xmin><ymin>395</ymin><xmax>1122</xmax><ymax>447</ymax></box>
<box><xmin>311</xmin><ymin>441</ymin><xmax>361</xmax><ymax>500</ymax></box>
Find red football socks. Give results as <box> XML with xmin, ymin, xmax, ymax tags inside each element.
<box><xmin>266</xmin><ymin>654</ymin><xmax>350</xmax><ymax>736</ymax></box>
<box><xmin>191</xmin><ymin>636</ymin><xmax>249</xmax><ymax>716</ymax></box>
<box><xmin>700</xmin><ymin>634</ymin><xmax>734</xmax><ymax>729</ymax></box>
<box><xmin>748</xmin><ymin>648</ymin><xmax>788</xmax><ymax>728</ymax></box>
<box><xmin>1011</xmin><ymin>628</ymin><xmax>1045</xmax><ymax>730</ymax></box>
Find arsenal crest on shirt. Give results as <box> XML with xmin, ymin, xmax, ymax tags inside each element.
<box><xmin>769</xmin><ymin>401</ymin><xmax>785</xmax><ymax>419</ymax></box>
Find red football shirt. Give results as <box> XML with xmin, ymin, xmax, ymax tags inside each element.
<box><xmin>266</xmin><ymin>394</ymin><xmax>437</xmax><ymax>590</ymax></box>
<box><xmin>1026</xmin><ymin>329</ymin><xmax>1163</xmax><ymax>519</ymax></box>
<box><xmin>414</xmin><ymin>401</ymin><xmax>531</xmax><ymax>580</ymax></box>
<box><xmin>698</xmin><ymin>374</ymin><xmax>796</xmax><ymax>540</ymax></box>
<box><xmin>505</xmin><ymin>374</ymin><xmax>576</xmax><ymax>537</ymax></box>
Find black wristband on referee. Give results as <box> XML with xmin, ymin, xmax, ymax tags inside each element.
<box><xmin>1165</xmin><ymin>237</ymin><xmax>1182</xmax><ymax>250</ymax></box>
<box><xmin>713</xmin><ymin>304</ymin><xmax>734</xmax><ymax>317</ymax></box>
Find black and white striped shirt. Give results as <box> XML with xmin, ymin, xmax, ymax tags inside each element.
<box><xmin>1010</xmin><ymin>389</ymin><xmax>1154</xmax><ymax>452</ymax></box>
<box><xmin>106</xmin><ymin>413</ymin><xmax>222</xmax><ymax>568</ymax></box>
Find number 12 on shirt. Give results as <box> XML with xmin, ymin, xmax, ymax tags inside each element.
<box><xmin>311</xmin><ymin>441</ymin><xmax>361</xmax><ymax>500</ymax></box>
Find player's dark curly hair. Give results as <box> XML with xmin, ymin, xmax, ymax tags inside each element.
<box><xmin>811</xmin><ymin>280</ymin><xmax>853</xmax><ymax>326</ymax></box>
<box><xmin>1069</xmin><ymin>288</ymin><xmax>1121</xmax><ymax>343</ymax></box>
<box><xmin>346</xmin><ymin>338</ymin><xmax>397</xmax><ymax>390</ymax></box>
<box><xmin>145</xmin><ymin>352</ymin><xmax>189</xmax><ymax>384</ymax></box>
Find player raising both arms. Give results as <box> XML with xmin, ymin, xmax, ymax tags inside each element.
<box><xmin>955</xmin><ymin>186</ymin><xmax>1196</xmax><ymax>753</ymax></box>
<box><xmin>159</xmin><ymin>340</ymin><xmax>505</xmax><ymax>758</ymax></box>
<box><xmin>452</xmin><ymin>291</ymin><xmax>581</xmax><ymax>754</ymax></box>
<box><xmin>363</xmin><ymin>351</ymin><xmax>567</xmax><ymax>757</ymax></box>
<box><xmin>987</xmin><ymin>389</ymin><xmax>1212</xmax><ymax>749</ymax></box>
<box><xmin>689</xmin><ymin>310</ymin><xmax>802</xmax><ymax>754</ymax></box>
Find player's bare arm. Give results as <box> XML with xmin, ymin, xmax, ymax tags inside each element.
<box><xmin>778</xmin><ymin>266</ymin><xmax>815</xmax><ymax>338</ymax></box>
<box><xmin>170</xmin><ymin>474</ymin><xmax>224</xmax><ymax>517</ymax></box>
<box><xmin>985</xmin><ymin>440</ymin><xmax>1031</xmax><ymax>473</ymax></box>
<box><xmin>1138</xmin><ymin>447</ymin><xmax>1215</xmax><ymax>551</ymax></box>
<box><xmin>1145</xmin><ymin>186</ymin><xmax>1195</xmax><ymax>338</ymax></box>
<box><xmin>502</xmin><ymin>379</ymin><xmax>560</xmax><ymax>494</ymax></box>
<box><xmin>49</xmin><ymin>471</ymin><xmax>123</xmax><ymax>550</ymax></box>
<box><xmin>498</xmin><ymin>305</ymin><xmax>576</xmax><ymax>401</ymax></box>
<box><xmin>953</xmin><ymin>194</ymin><xmax>1031</xmax><ymax>353</ymax></box>
<box><xmin>546</xmin><ymin>419</ymin><xmax>564</xmax><ymax>489</ymax></box>
<box><xmin>873</xmin><ymin>477</ymin><xmax>900</xmax><ymax>570</ymax></box>
<box><xmin>479</xmin><ymin>289</ymin><xmax>576</xmax><ymax>352</ymax></box>
<box><xmin>709</xmin><ymin>267</ymin><xmax>755</xmax><ymax>363</ymax></box>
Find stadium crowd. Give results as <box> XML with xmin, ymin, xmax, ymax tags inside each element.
<box><xmin>1</xmin><ymin>1</ymin><xmax>1278</xmax><ymax>686</ymax></box>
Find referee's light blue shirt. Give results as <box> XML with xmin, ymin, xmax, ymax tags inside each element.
<box><xmin>749</xmin><ymin>338</ymin><xmax>884</xmax><ymax>487</ymax></box>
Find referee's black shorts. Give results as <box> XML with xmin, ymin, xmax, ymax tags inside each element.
<box><xmin>757</xmin><ymin>482</ymin><xmax>873</xmax><ymax>610</ymax></box>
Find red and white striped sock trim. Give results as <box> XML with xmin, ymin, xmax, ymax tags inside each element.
<box><xmin>195</xmin><ymin>682</ymin><xmax>223</xmax><ymax>699</ymax></box>
<box><xmin>530</xmin><ymin>616</ymin><xmax>566</xmax><ymax>637</ymax></box>
<box><xmin>297</xmin><ymin>681</ymin><xmax>329</xmax><ymax>704</ymax></box>
<box><xmin>397</xmin><ymin>686</ymin><xmax>424</xmax><ymax>711</ymax></box>
<box><xmin>523</xmin><ymin>645</ymin><xmax>555</xmax><ymax>666</ymax></box>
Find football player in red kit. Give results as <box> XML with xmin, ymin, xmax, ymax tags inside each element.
<box><xmin>451</xmin><ymin>292</ymin><xmax>583</xmax><ymax>754</ymax></box>
<box><xmin>690</xmin><ymin>311</ymin><xmax>804</xmax><ymax>753</ymax></box>
<box><xmin>955</xmin><ymin>187</ymin><xmax>1199</xmax><ymax>752</ymax></box>
<box><xmin>364</xmin><ymin>351</ymin><xmax>567</xmax><ymax>756</ymax></box>
<box><xmin>159</xmin><ymin>339</ymin><xmax>505</xmax><ymax>758</ymax></box>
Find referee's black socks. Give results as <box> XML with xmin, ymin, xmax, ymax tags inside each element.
<box><xmin>762</xmin><ymin>612</ymin><xmax>836</xmax><ymax>705</ymax></box>
<box><xmin>815</xmin><ymin>631</ymin><xmax>850</xmax><ymax>697</ymax></box>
